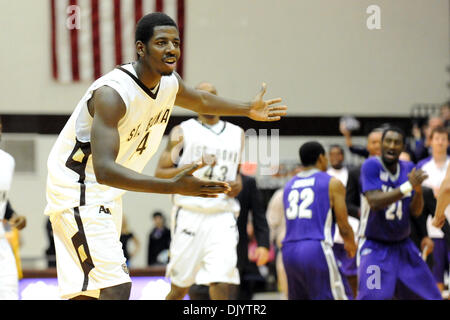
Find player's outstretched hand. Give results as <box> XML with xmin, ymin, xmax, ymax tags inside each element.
<box><xmin>172</xmin><ymin>163</ymin><xmax>231</xmax><ymax>198</ymax></box>
<box><xmin>248</xmin><ymin>83</ymin><xmax>287</xmax><ymax>122</ymax></box>
<box><xmin>408</xmin><ymin>168</ymin><xmax>428</xmax><ymax>188</ymax></box>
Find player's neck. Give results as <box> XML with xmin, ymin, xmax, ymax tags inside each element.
<box><xmin>303</xmin><ymin>165</ymin><xmax>320</xmax><ymax>172</ymax></box>
<box><xmin>133</xmin><ymin>60</ymin><xmax>161</xmax><ymax>90</ymax></box>
<box><xmin>432</xmin><ymin>152</ymin><xmax>447</xmax><ymax>165</ymax></box>
<box><xmin>382</xmin><ymin>160</ymin><xmax>398</xmax><ymax>175</ymax></box>
<box><xmin>198</xmin><ymin>116</ymin><xmax>220</xmax><ymax>126</ymax></box>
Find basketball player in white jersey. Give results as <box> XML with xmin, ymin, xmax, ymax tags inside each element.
<box><xmin>0</xmin><ymin>116</ymin><xmax>26</xmax><ymax>299</ymax></box>
<box><xmin>154</xmin><ymin>82</ymin><xmax>244</xmax><ymax>300</ymax></box>
<box><xmin>45</xmin><ymin>13</ymin><xmax>287</xmax><ymax>300</ymax></box>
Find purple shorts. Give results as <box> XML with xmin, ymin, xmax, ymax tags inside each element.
<box><xmin>431</xmin><ymin>238</ymin><xmax>450</xmax><ymax>283</ymax></box>
<box><xmin>333</xmin><ymin>243</ymin><xmax>357</xmax><ymax>277</ymax></box>
<box><xmin>357</xmin><ymin>238</ymin><xmax>442</xmax><ymax>300</ymax></box>
<box><xmin>282</xmin><ymin>240</ymin><xmax>353</xmax><ymax>300</ymax></box>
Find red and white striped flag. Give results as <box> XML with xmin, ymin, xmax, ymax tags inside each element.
<box><xmin>50</xmin><ymin>0</ymin><xmax>185</xmax><ymax>83</ymax></box>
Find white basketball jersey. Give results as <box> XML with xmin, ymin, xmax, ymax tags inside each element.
<box><xmin>0</xmin><ymin>149</ymin><xmax>15</xmax><ymax>237</ymax></box>
<box><xmin>173</xmin><ymin>119</ymin><xmax>243</xmax><ymax>214</ymax></box>
<box><xmin>420</xmin><ymin>156</ymin><xmax>450</xmax><ymax>239</ymax></box>
<box><xmin>45</xmin><ymin>63</ymin><xmax>178</xmax><ymax>214</ymax></box>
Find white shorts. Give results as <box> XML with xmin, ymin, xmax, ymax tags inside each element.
<box><xmin>166</xmin><ymin>207</ymin><xmax>240</xmax><ymax>288</ymax></box>
<box><xmin>49</xmin><ymin>199</ymin><xmax>131</xmax><ymax>299</ymax></box>
<box><xmin>0</xmin><ymin>237</ymin><xmax>18</xmax><ymax>300</ymax></box>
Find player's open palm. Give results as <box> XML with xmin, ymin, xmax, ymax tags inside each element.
<box><xmin>408</xmin><ymin>168</ymin><xmax>428</xmax><ymax>188</ymax></box>
<box><xmin>172</xmin><ymin>163</ymin><xmax>230</xmax><ymax>197</ymax></box>
<box><xmin>248</xmin><ymin>83</ymin><xmax>288</xmax><ymax>122</ymax></box>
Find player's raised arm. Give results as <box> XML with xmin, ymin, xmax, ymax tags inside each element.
<box><xmin>329</xmin><ymin>177</ymin><xmax>356</xmax><ymax>258</ymax></box>
<box><xmin>174</xmin><ymin>73</ymin><xmax>287</xmax><ymax>122</ymax></box>
<box><xmin>433</xmin><ymin>166</ymin><xmax>450</xmax><ymax>228</ymax></box>
<box><xmin>89</xmin><ymin>86</ymin><xmax>229</xmax><ymax>197</ymax></box>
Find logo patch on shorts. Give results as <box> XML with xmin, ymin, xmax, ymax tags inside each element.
<box><xmin>122</xmin><ymin>263</ymin><xmax>129</xmax><ymax>274</ymax></box>
<box><xmin>99</xmin><ymin>206</ymin><xmax>111</xmax><ymax>215</ymax></box>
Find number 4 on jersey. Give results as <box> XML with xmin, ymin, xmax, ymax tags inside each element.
<box><xmin>135</xmin><ymin>132</ymin><xmax>150</xmax><ymax>155</ymax></box>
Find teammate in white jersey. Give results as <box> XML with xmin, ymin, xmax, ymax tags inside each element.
<box><xmin>155</xmin><ymin>82</ymin><xmax>244</xmax><ymax>300</ymax></box>
<box><xmin>0</xmin><ymin>116</ymin><xmax>26</xmax><ymax>299</ymax></box>
<box><xmin>45</xmin><ymin>13</ymin><xmax>287</xmax><ymax>300</ymax></box>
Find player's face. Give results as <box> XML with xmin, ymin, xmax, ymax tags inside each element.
<box><xmin>145</xmin><ymin>26</ymin><xmax>180</xmax><ymax>76</ymax></box>
<box><xmin>430</xmin><ymin>132</ymin><xmax>449</xmax><ymax>154</ymax></box>
<box><xmin>329</xmin><ymin>147</ymin><xmax>344</xmax><ymax>169</ymax></box>
<box><xmin>381</xmin><ymin>131</ymin><xmax>404</xmax><ymax>165</ymax></box>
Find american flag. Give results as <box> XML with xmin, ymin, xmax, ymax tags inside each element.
<box><xmin>50</xmin><ymin>0</ymin><xmax>185</xmax><ymax>83</ymax></box>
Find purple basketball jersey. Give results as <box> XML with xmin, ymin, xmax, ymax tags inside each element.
<box><xmin>359</xmin><ymin>157</ymin><xmax>415</xmax><ymax>242</ymax></box>
<box><xmin>282</xmin><ymin>169</ymin><xmax>335</xmax><ymax>246</ymax></box>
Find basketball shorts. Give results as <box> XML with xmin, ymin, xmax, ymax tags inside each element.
<box><xmin>431</xmin><ymin>238</ymin><xmax>450</xmax><ymax>283</ymax></box>
<box><xmin>333</xmin><ymin>243</ymin><xmax>357</xmax><ymax>277</ymax></box>
<box><xmin>0</xmin><ymin>237</ymin><xmax>18</xmax><ymax>300</ymax></box>
<box><xmin>356</xmin><ymin>238</ymin><xmax>442</xmax><ymax>300</ymax></box>
<box><xmin>166</xmin><ymin>207</ymin><xmax>240</xmax><ymax>288</ymax></box>
<box><xmin>49</xmin><ymin>199</ymin><xmax>131</xmax><ymax>299</ymax></box>
<box><xmin>282</xmin><ymin>240</ymin><xmax>353</xmax><ymax>300</ymax></box>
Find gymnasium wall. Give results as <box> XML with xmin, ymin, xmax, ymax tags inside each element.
<box><xmin>0</xmin><ymin>0</ymin><xmax>448</xmax><ymax>116</ymax></box>
<box><xmin>0</xmin><ymin>0</ymin><xmax>449</xmax><ymax>268</ymax></box>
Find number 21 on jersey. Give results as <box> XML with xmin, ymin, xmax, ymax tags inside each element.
<box><xmin>286</xmin><ymin>188</ymin><xmax>314</xmax><ymax>220</ymax></box>
<box><xmin>382</xmin><ymin>185</ymin><xmax>403</xmax><ymax>220</ymax></box>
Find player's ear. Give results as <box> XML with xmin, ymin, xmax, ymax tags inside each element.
<box><xmin>318</xmin><ymin>154</ymin><xmax>328</xmax><ymax>170</ymax></box>
<box><xmin>136</xmin><ymin>40</ymin><xmax>146</xmax><ymax>58</ymax></box>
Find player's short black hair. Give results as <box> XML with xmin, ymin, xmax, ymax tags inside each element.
<box><xmin>299</xmin><ymin>141</ymin><xmax>326</xmax><ymax>166</ymax></box>
<box><xmin>329</xmin><ymin>144</ymin><xmax>344</xmax><ymax>155</ymax></box>
<box><xmin>381</xmin><ymin>126</ymin><xmax>406</xmax><ymax>145</ymax></box>
<box><xmin>135</xmin><ymin>12</ymin><xmax>178</xmax><ymax>44</ymax></box>
<box><xmin>152</xmin><ymin>211</ymin><xmax>163</xmax><ymax>218</ymax></box>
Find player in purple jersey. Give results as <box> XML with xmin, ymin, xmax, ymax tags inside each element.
<box><xmin>282</xmin><ymin>142</ymin><xmax>357</xmax><ymax>300</ymax></box>
<box><xmin>357</xmin><ymin>126</ymin><xmax>442</xmax><ymax>300</ymax></box>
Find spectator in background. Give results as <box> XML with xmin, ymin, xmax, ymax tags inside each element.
<box><xmin>234</xmin><ymin>174</ymin><xmax>270</xmax><ymax>300</ymax></box>
<box><xmin>410</xmin><ymin>116</ymin><xmax>447</xmax><ymax>163</ymax></box>
<box><xmin>339</xmin><ymin>121</ymin><xmax>383</xmax><ymax>159</ymax></box>
<box><xmin>266</xmin><ymin>187</ymin><xmax>288</xmax><ymax>299</ymax></box>
<box><xmin>326</xmin><ymin>144</ymin><xmax>359</xmax><ymax>298</ymax></box>
<box><xmin>327</xmin><ymin>145</ymin><xmax>350</xmax><ymax>186</ymax></box>
<box><xmin>120</xmin><ymin>215</ymin><xmax>141</xmax><ymax>268</ymax></box>
<box><xmin>147</xmin><ymin>211</ymin><xmax>171</xmax><ymax>266</ymax></box>
<box><xmin>439</xmin><ymin>101</ymin><xmax>450</xmax><ymax>129</ymax></box>
<box><xmin>416</xmin><ymin>126</ymin><xmax>450</xmax><ymax>295</ymax></box>
<box><xmin>345</xmin><ymin>128</ymin><xmax>382</xmax><ymax>219</ymax></box>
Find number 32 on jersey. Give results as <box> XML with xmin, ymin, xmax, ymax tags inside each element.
<box><xmin>286</xmin><ymin>188</ymin><xmax>314</xmax><ymax>220</ymax></box>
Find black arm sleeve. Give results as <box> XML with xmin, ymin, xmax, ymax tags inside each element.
<box><xmin>349</xmin><ymin>145</ymin><xmax>369</xmax><ymax>158</ymax></box>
